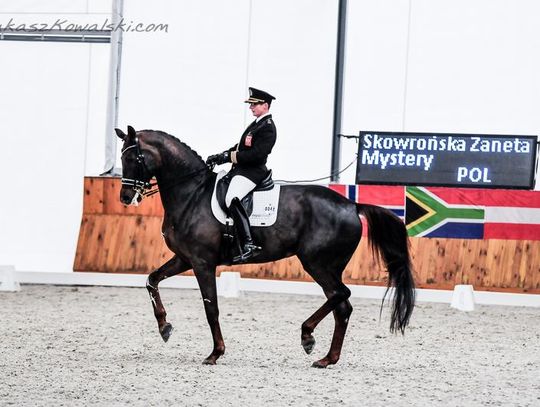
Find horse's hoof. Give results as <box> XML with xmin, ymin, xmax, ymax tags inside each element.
<box><xmin>160</xmin><ymin>323</ymin><xmax>173</xmax><ymax>342</ymax></box>
<box><xmin>311</xmin><ymin>359</ymin><xmax>329</xmax><ymax>369</ymax></box>
<box><xmin>301</xmin><ymin>336</ymin><xmax>316</xmax><ymax>354</ymax></box>
<box><xmin>202</xmin><ymin>357</ymin><xmax>217</xmax><ymax>365</ymax></box>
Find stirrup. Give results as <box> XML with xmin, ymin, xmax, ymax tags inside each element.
<box><xmin>233</xmin><ymin>244</ymin><xmax>262</xmax><ymax>263</ymax></box>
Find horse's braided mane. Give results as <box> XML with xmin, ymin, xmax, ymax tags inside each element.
<box><xmin>143</xmin><ymin>129</ymin><xmax>205</xmax><ymax>164</ymax></box>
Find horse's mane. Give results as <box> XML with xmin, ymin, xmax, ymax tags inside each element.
<box><xmin>143</xmin><ymin>129</ymin><xmax>205</xmax><ymax>164</ymax></box>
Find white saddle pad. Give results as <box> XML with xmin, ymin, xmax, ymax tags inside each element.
<box><xmin>211</xmin><ymin>171</ymin><xmax>281</xmax><ymax>227</ymax></box>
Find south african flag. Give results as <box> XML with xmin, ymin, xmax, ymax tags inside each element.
<box><xmin>405</xmin><ymin>187</ymin><xmax>484</xmax><ymax>238</ymax></box>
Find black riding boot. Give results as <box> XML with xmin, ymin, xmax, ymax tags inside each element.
<box><xmin>229</xmin><ymin>197</ymin><xmax>261</xmax><ymax>263</ymax></box>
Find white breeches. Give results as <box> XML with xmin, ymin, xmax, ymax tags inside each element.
<box><xmin>225</xmin><ymin>175</ymin><xmax>256</xmax><ymax>207</ymax></box>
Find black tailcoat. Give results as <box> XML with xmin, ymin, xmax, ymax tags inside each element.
<box><xmin>228</xmin><ymin>115</ymin><xmax>276</xmax><ymax>183</ymax></box>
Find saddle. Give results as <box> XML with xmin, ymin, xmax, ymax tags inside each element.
<box><xmin>213</xmin><ymin>170</ymin><xmax>276</xmax><ymax>265</ymax></box>
<box><xmin>216</xmin><ymin>170</ymin><xmax>274</xmax><ymax>216</ymax></box>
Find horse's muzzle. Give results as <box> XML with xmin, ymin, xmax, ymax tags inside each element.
<box><xmin>120</xmin><ymin>189</ymin><xmax>142</xmax><ymax>206</ymax></box>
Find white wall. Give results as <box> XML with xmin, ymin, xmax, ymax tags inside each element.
<box><xmin>0</xmin><ymin>1</ymin><xmax>111</xmax><ymax>272</ymax></box>
<box><xmin>340</xmin><ymin>0</ymin><xmax>411</xmax><ymax>183</ymax></box>
<box><xmin>405</xmin><ymin>0</ymin><xmax>540</xmax><ymax>136</ymax></box>
<box><xmin>1</xmin><ymin>0</ymin><xmax>539</xmax><ymax>274</ymax></box>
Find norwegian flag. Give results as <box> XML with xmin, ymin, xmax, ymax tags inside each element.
<box><xmin>328</xmin><ymin>184</ymin><xmax>406</xmax><ymax>237</ymax></box>
<box><xmin>328</xmin><ymin>184</ymin><xmax>405</xmax><ymax>220</ymax></box>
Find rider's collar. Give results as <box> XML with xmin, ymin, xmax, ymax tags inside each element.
<box><xmin>255</xmin><ymin>112</ymin><xmax>271</xmax><ymax>123</ymax></box>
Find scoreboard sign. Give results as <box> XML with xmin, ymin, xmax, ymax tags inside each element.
<box><xmin>356</xmin><ymin>131</ymin><xmax>538</xmax><ymax>189</ymax></box>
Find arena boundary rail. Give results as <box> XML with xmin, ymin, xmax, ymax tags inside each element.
<box><xmin>6</xmin><ymin>270</ymin><xmax>540</xmax><ymax>308</ymax></box>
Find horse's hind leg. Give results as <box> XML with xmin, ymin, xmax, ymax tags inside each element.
<box><xmin>311</xmin><ymin>299</ymin><xmax>353</xmax><ymax>368</ymax></box>
<box><xmin>297</xmin><ymin>250</ymin><xmax>355</xmax><ymax>367</ymax></box>
<box><xmin>146</xmin><ymin>255</ymin><xmax>191</xmax><ymax>342</ymax></box>
<box><xmin>299</xmin><ymin>278</ymin><xmax>351</xmax><ymax>360</ymax></box>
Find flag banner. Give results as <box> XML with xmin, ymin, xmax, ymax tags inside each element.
<box><xmin>328</xmin><ymin>184</ymin><xmax>540</xmax><ymax>240</ymax></box>
<box><xmin>328</xmin><ymin>184</ymin><xmax>405</xmax><ymax>219</ymax></box>
<box><xmin>328</xmin><ymin>184</ymin><xmax>359</xmax><ymax>202</ymax></box>
<box><xmin>480</xmin><ymin>189</ymin><xmax>540</xmax><ymax>240</ymax></box>
<box><xmin>405</xmin><ymin>187</ymin><xmax>484</xmax><ymax>238</ymax></box>
<box><xmin>358</xmin><ymin>185</ymin><xmax>405</xmax><ymax>219</ymax></box>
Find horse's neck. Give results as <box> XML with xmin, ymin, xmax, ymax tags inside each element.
<box><xmin>154</xmin><ymin>151</ymin><xmax>208</xmax><ymax>214</ymax></box>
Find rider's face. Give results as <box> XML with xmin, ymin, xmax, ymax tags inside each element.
<box><xmin>249</xmin><ymin>102</ymin><xmax>269</xmax><ymax>117</ymax></box>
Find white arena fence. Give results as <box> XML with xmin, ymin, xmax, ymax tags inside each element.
<box><xmin>1</xmin><ymin>266</ymin><xmax>539</xmax><ymax>308</ymax></box>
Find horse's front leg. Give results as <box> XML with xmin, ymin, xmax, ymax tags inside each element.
<box><xmin>146</xmin><ymin>255</ymin><xmax>191</xmax><ymax>342</ymax></box>
<box><xmin>193</xmin><ymin>263</ymin><xmax>225</xmax><ymax>365</ymax></box>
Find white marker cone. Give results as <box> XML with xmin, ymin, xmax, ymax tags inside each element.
<box><xmin>450</xmin><ymin>284</ymin><xmax>475</xmax><ymax>311</ymax></box>
<box><xmin>0</xmin><ymin>266</ymin><xmax>21</xmax><ymax>292</ymax></box>
<box><xmin>218</xmin><ymin>271</ymin><xmax>242</xmax><ymax>298</ymax></box>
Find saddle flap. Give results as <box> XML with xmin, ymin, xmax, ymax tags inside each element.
<box><xmin>211</xmin><ymin>171</ymin><xmax>280</xmax><ymax>227</ymax></box>
<box><xmin>216</xmin><ymin>173</ymin><xmax>231</xmax><ymax>213</ymax></box>
<box><xmin>216</xmin><ymin>174</ymin><xmax>253</xmax><ymax>216</ymax></box>
<box><xmin>217</xmin><ymin>170</ymin><xmax>275</xmax><ymax>215</ymax></box>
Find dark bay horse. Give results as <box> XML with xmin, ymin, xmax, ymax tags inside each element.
<box><xmin>115</xmin><ymin>125</ymin><xmax>415</xmax><ymax>368</ymax></box>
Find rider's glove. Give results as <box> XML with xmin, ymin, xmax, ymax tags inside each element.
<box><xmin>206</xmin><ymin>151</ymin><xmax>231</xmax><ymax>166</ymax></box>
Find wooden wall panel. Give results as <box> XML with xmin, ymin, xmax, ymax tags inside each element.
<box><xmin>74</xmin><ymin>214</ymin><xmax>173</xmax><ymax>273</ymax></box>
<box><xmin>83</xmin><ymin>177</ymin><xmax>105</xmax><ymax>214</ymax></box>
<box><xmin>74</xmin><ymin>177</ymin><xmax>540</xmax><ymax>294</ymax></box>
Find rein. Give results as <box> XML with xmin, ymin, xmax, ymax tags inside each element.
<box><xmin>144</xmin><ymin>167</ymin><xmax>209</xmax><ymax>197</ymax></box>
<box><xmin>121</xmin><ymin>137</ymin><xmax>209</xmax><ymax>199</ymax></box>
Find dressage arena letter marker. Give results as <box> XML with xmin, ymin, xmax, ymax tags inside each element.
<box><xmin>0</xmin><ymin>265</ymin><xmax>20</xmax><ymax>292</ymax></box>
<box><xmin>218</xmin><ymin>272</ymin><xmax>242</xmax><ymax>298</ymax></box>
<box><xmin>450</xmin><ymin>285</ymin><xmax>475</xmax><ymax>311</ymax></box>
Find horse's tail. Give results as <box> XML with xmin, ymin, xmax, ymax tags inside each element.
<box><xmin>356</xmin><ymin>203</ymin><xmax>416</xmax><ymax>334</ymax></box>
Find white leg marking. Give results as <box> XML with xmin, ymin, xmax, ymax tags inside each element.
<box><xmin>146</xmin><ymin>276</ymin><xmax>157</xmax><ymax>290</ymax></box>
<box><xmin>130</xmin><ymin>192</ymin><xmax>141</xmax><ymax>206</ymax></box>
<box><xmin>146</xmin><ymin>277</ymin><xmax>158</xmax><ymax>307</ymax></box>
<box><xmin>148</xmin><ymin>291</ymin><xmax>157</xmax><ymax>307</ymax></box>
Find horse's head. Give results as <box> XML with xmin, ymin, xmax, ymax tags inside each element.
<box><xmin>115</xmin><ymin>125</ymin><xmax>157</xmax><ymax>206</ymax></box>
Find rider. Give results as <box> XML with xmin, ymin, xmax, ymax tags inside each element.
<box><xmin>206</xmin><ymin>87</ymin><xmax>277</xmax><ymax>262</ymax></box>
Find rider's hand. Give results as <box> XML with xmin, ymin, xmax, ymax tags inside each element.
<box><xmin>206</xmin><ymin>151</ymin><xmax>230</xmax><ymax>166</ymax></box>
<box><xmin>206</xmin><ymin>154</ymin><xmax>220</xmax><ymax>166</ymax></box>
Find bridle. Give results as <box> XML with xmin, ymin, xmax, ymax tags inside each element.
<box><xmin>121</xmin><ymin>137</ymin><xmax>158</xmax><ymax>200</ymax></box>
<box><xmin>120</xmin><ymin>136</ymin><xmax>210</xmax><ymax>202</ymax></box>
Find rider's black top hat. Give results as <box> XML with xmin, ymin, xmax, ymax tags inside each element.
<box><xmin>244</xmin><ymin>87</ymin><xmax>276</xmax><ymax>105</ymax></box>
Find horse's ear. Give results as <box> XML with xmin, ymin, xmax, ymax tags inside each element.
<box><xmin>127</xmin><ymin>125</ymin><xmax>136</xmax><ymax>138</ymax></box>
<box><xmin>115</xmin><ymin>128</ymin><xmax>126</xmax><ymax>140</ymax></box>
